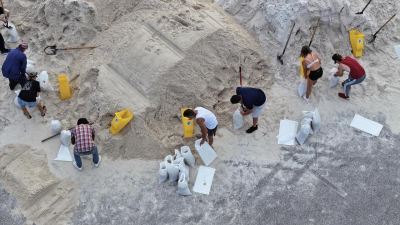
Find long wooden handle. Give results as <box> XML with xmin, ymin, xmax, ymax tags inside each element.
<box><xmin>64</xmin><ymin>46</ymin><xmax>99</xmax><ymax>50</ymax></box>
<box><xmin>309</xmin><ymin>19</ymin><xmax>320</xmax><ymax>47</ymax></box>
<box><xmin>361</xmin><ymin>0</ymin><xmax>373</xmax><ymax>12</ymax></box>
<box><xmin>374</xmin><ymin>14</ymin><xmax>396</xmax><ymax>36</ymax></box>
<box><xmin>282</xmin><ymin>22</ymin><xmax>296</xmax><ymax>54</ymax></box>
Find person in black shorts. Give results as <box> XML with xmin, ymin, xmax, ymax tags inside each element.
<box><xmin>17</xmin><ymin>72</ymin><xmax>47</xmax><ymax>119</ymax></box>
<box><xmin>301</xmin><ymin>46</ymin><xmax>323</xmax><ymax>102</ymax></box>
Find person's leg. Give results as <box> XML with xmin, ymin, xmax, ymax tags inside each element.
<box><xmin>343</xmin><ymin>76</ymin><xmax>355</xmax><ymax>97</ymax></box>
<box><xmin>208</xmin><ymin>135</ymin><xmax>214</xmax><ymax>147</ymax></box>
<box><xmin>252</xmin><ymin>117</ymin><xmax>259</xmax><ymax>127</ymax></box>
<box><xmin>74</xmin><ymin>150</ymin><xmax>82</xmax><ymax>168</ymax></box>
<box><xmin>9</xmin><ymin>78</ymin><xmax>18</xmax><ymax>90</ymax></box>
<box><xmin>21</xmin><ymin>107</ymin><xmax>31</xmax><ymax>119</ymax></box>
<box><xmin>0</xmin><ymin>33</ymin><xmax>6</xmax><ymax>52</ymax></box>
<box><xmin>91</xmin><ymin>146</ymin><xmax>100</xmax><ymax>164</ymax></box>
<box><xmin>305</xmin><ymin>78</ymin><xmax>313</xmax><ymax>98</ymax></box>
<box><xmin>36</xmin><ymin>102</ymin><xmax>46</xmax><ymax>116</ymax></box>
<box><xmin>18</xmin><ymin>75</ymin><xmax>27</xmax><ymax>88</ymax></box>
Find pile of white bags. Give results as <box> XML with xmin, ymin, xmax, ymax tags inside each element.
<box><xmin>158</xmin><ymin>146</ymin><xmax>194</xmax><ymax>196</ymax></box>
<box><xmin>37</xmin><ymin>71</ymin><xmax>54</xmax><ymax>91</ymax></box>
<box><xmin>295</xmin><ymin>108</ymin><xmax>321</xmax><ymax>145</ymax></box>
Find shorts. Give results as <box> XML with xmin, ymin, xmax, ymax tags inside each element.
<box><xmin>17</xmin><ymin>97</ymin><xmax>39</xmax><ymax>108</ymax></box>
<box><xmin>252</xmin><ymin>100</ymin><xmax>267</xmax><ymax>118</ymax></box>
<box><xmin>207</xmin><ymin>125</ymin><xmax>217</xmax><ymax>136</ymax></box>
<box><xmin>309</xmin><ymin>67</ymin><xmax>323</xmax><ymax>81</ymax></box>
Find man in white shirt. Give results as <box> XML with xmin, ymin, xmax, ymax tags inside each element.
<box><xmin>183</xmin><ymin>107</ymin><xmax>218</xmax><ymax>147</ymax></box>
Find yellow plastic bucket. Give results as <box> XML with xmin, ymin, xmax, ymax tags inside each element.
<box><xmin>181</xmin><ymin>108</ymin><xmax>194</xmax><ymax>138</ymax></box>
<box><xmin>58</xmin><ymin>75</ymin><xmax>71</xmax><ymax>100</ymax></box>
<box><xmin>349</xmin><ymin>30</ymin><xmax>365</xmax><ymax>57</ymax></box>
<box><xmin>110</xmin><ymin>109</ymin><xmax>134</xmax><ymax>135</ymax></box>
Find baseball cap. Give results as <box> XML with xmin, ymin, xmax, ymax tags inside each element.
<box><xmin>19</xmin><ymin>42</ymin><xmax>28</xmax><ymax>49</ymax></box>
<box><xmin>332</xmin><ymin>53</ymin><xmax>340</xmax><ymax>63</ymax></box>
<box><xmin>28</xmin><ymin>72</ymin><xmax>37</xmax><ymax>77</ymax></box>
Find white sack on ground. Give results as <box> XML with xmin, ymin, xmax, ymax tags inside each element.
<box><xmin>173</xmin><ymin>156</ymin><xmax>184</xmax><ymax>164</ymax></box>
<box><xmin>158</xmin><ymin>161</ymin><xmax>168</xmax><ymax>183</ymax></box>
<box><xmin>26</xmin><ymin>64</ymin><xmax>34</xmax><ymax>73</ymax></box>
<box><xmin>51</xmin><ymin>120</ymin><xmax>62</xmax><ymax>134</ymax></box>
<box><xmin>173</xmin><ymin>149</ymin><xmax>182</xmax><ymax>160</ymax></box>
<box><xmin>298</xmin><ymin>83</ymin><xmax>307</xmax><ymax>97</ymax></box>
<box><xmin>296</xmin><ymin>123</ymin><xmax>312</xmax><ymax>145</ymax></box>
<box><xmin>7</xmin><ymin>23</ymin><xmax>19</xmax><ymax>43</ymax></box>
<box><xmin>312</xmin><ymin>108</ymin><xmax>321</xmax><ymax>132</ymax></box>
<box><xmin>37</xmin><ymin>71</ymin><xmax>55</xmax><ymax>91</ymax></box>
<box><xmin>166</xmin><ymin>155</ymin><xmax>179</xmax><ymax>182</ymax></box>
<box><xmin>233</xmin><ymin>108</ymin><xmax>244</xmax><ymax>130</ymax></box>
<box><xmin>179</xmin><ymin>160</ymin><xmax>190</xmax><ymax>182</ymax></box>
<box><xmin>181</xmin><ymin>146</ymin><xmax>195</xmax><ymax>166</ymax></box>
<box><xmin>177</xmin><ymin>173</ymin><xmax>191</xmax><ymax>196</ymax></box>
<box><xmin>13</xmin><ymin>97</ymin><xmax>22</xmax><ymax>108</ymax></box>
<box><xmin>329</xmin><ymin>68</ymin><xmax>339</xmax><ymax>88</ymax></box>
<box><xmin>301</xmin><ymin>118</ymin><xmax>313</xmax><ymax>135</ymax></box>
<box><xmin>302</xmin><ymin>111</ymin><xmax>314</xmax><ymax>119</ymax></box>
<box><xmin>61</xmin><ymin>130</ymin><xmax>71</xmax><ymax>146</ymax></box>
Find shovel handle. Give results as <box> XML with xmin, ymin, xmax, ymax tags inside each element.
<box><xmin>360</xmin><ymin>0</ymin><xmax>372</xmax><ymax>13</ymax></box>
<box><xmin>373</xmin><ymin>14</ymin><xmax>396</xmax><ymax>36</ymax></box>
<box><xmin>64</xmin><ymin>46</ymin><xmax>99</xmax><ymax>50</ymax></box>
<box><xmin>309</xmin><ymin>19</ymin><xmax>320</xmax><ymax>47</ymax></box>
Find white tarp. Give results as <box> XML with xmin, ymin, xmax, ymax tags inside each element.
<box><xmin>193</xmin><ymin>166</ymin><xmax>216</xmax><ymax>195</ymax></box>
<box><xmin>276</xmin><ymin>119</ymin><xmax>298</xmax><ymax>145</ymax></box>
<box><xmin>194</xmin><ymin>139</ymin><xmax>217</xmax><ymax>166</ymax></box>
<box><xmin>54</xmin><ymin>145</ymin><xmax>73</xmax><ymax>161</ymax></box>
<box><xmin>350</xmin><ymin>114</ymin><xmax>383</xmax><ymax>136</ymax></box>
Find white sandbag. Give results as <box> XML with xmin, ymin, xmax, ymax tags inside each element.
<box><xmin>312</xmin><ymin>108</ymin><xmax>321</xmax><ymax>133</ymax></box>
<box><xmin>179</xmin><ymin>160</ymin><xmax>190</xmax><ymax>182</ymax></box>
<box><xmin>233</xmin><ymin>108</ymin><xmax>244</xmax><ymax>130</ymax></box>
<box><xmin>27</xmin><ymin>59</ymin><xmax>36</xmax><ymax>65</ymax></box>
<box><xmin>13</xmin><ymin>97</ymin><xmax>22</xmax><ymax>108</ymax></box>
<box><xmin>166</xmin><ymin>155</ymin><xmax>179</xmax><ymax>182</ymax></box>
<box><xmin>173</xmin><ymin>149</ymin><xmax>182</xmax><ymax>160</ymax></box>
<box><xmin>51</xmin><ymin>120</ymin><xmax>62</xmax><ymax>134</ymax></box>
<box><xmin>296</xmin><ymin>124</ymin><xmax>312</xmax><ymax>146</ymax></box>
<box><xmin>181</xmin><ymin>146</ymin><xmax>195</xmax><ymax>166</ymax></box>
<box><xmin>329</xmin><ymin>68</ymin><xmax>339</xmax><ymax>88</ymax></box>
<box><xmin>301</xmin><ymin>118</ymin><xmax>313</xmax><ymax>135</ymax></box>
<box><xmin>7</xmin><ymin>23</ymin><xmax>20</xmax><ymax>43</ymax></box>
<box><xmin>302</xmin><ymin>111</ymin><xmax>314</xmax><ymax>119</ymax></box>
<box><xmin>298</xmin><ymin>83</ymin><xmax>307</xmax><ymax>97</ymax></box>
<box><xmin>37</xmin><ymin>71</ymin><xmax>54</xmax><ymax>91</ymax></box>
<box><xmin>177</xmin><ymin>173</ymin><xmax>191</xmax><ymax>196</ymax></box>
<box><xmin>173</xmin><ymin>156</ymin><xmax>184</xmax><ymax>165</ymax></box>
<box><xmin>158</xmin><ymin>161</ymin><xmax>168</xmax><ymax>183</ymax></box>
<box><xmin>61</xmin><ymin>130</ymin><xmax>71</xmax><ymax>147</ymax></box>
<box><xmin>26</xmin><ymin>64</ymin><xmax>34</xmax><ymax>73</ymax></box>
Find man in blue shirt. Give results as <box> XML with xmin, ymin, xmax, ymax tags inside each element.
<box><xmin>230</xmin><ymin>87</ymin><xmax>267</xmax><ymax>133</ymax></box>
<box><xmin>2</xmin><ymin>42</ymin><xmax>28</xmax><ymax>90</ymax></box>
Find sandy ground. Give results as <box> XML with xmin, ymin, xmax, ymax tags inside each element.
<box><xmin>0</xmin><ymin>0</ymin><xmax>400</xmax><ymax>224</ymax></box>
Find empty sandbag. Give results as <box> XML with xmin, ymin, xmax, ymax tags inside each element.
<box><xmin>312</xmin><ymin>108</ymin><xmax>321</xmax><ymax>132</ymax></box>
<box><xmin>181</xmin><ymin>146</ymin><xmax>195</xmax><ymax>166</ymax></box>
<box><xmin>37</xmin><ymin>71</ymin><xmax>54</xmax><ymax>91</ymax></box>
<box><xmin>51</xmin><ymin>120</ymin><xmax>62</xmax><ymax>134</ymax></box>
<box><xmin>296</xmin><ymin>124</ymin><xmax>312</xmax><ymax>145</ymax></box>
<box><xmin>60</xmin><ymin>130</ymin><xmax>71</xmax><ymax>146</ymax></box>
<box><xmin>7</xmin><ymin>22</ymin><xmax>19</xmax><ymax>43</ymax></box>
<box><xmin>233</xmin><ymin>108</ymin><xmax>244</xmax><ymax>130</ymax></box>
<box><xmin>158</xmin><ymin>161</ymin><xmax>168</xmax><ymax>183</ymax></box>
<box><xmin>329</xmin><ymin>68</ymin><xmax>339</xmax><ymax>88</ymax></box>
<box><xmin>177</xmin><ymin>173</ymin><xmax>191</xmax><ymax>196</ymax></box>
<box><xmin>166</xmin><ymin>155</ymin><xmax>179</xmax><ymax>182</ymax></box>
<box><xmin>298</xmin><ymin>83</ymin><xmax>307</xmax><ymax>97</ymax></box>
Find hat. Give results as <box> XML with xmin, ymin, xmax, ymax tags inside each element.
<box><xmin>332</xmin><ymin>53</ymin><xmax>340</xmax><ymax>63</ymax></box>
<box><xmin>19</xmin><ymin>42</ymin><xmax>28</xmax><ymax>49</ymax></box>
<box><xmin>28</xmin><ymin>72</ymin><xmax>37</xmax><ymax>77</ymax></box>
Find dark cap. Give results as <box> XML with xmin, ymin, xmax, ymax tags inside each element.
<box><xmin>332</xmin><ymin>53</ymin><xmax>340</xmax><ymax>63</ymax></box>
<box><xmin>28</xmin><ymin>72</ymin><xmax>37</xmax><ymax>77</ymax></box>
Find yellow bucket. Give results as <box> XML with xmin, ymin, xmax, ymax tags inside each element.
<box><xmin>181</xmin><ymin>108</ymin><xmax>194</xmax><ymax>138</ymax></box>
<box><xmin>110</xmin><ymin>109</ymin><xmax>134</xmax><ymax>135</ymax></box>
<box><xmin>58</xmin><ymin>75</ymin><xmax>71</xmax><ymax>100</ymax></box>
<box><xmin>349</xmin><ymin>30</ymin><xmax>365</xmax><ymax>57</ymax></box>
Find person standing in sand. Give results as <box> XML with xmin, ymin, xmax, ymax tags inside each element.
<box><xmin>183</xmin><ymin>107</ymin><xmax>218</xmax><ymax>147</ymax></box>
<box><xmin>71</xmin><ymin>118</ymin><xmax>101</xmax><ymax>171</ymax></box>
<box><xmin>2</xmin><ymin>42</ymin><xmax>28</xmax><ymax>89</ymax></box>
<box><xmin>230</xmin><ymin>86</ymin><xmax>266</xmax><ymax>133</ymax></box>
<box><xmin>17</xmin><ymin>72</ymin><xmax>46</xmax><ymax>119</ymax></box>
<box><xmin>332</xmin><ymin>53</ymin><xmax>366</xmax><ymax>99</ymax></box>
<box><xmin>300</xmin><ymin>46</ymin><xmax>323</xmax><ymax>102</ymax></box>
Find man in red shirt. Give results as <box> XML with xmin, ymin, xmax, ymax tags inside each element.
<box><xmin>332</xmin><ymin>54</ymin><xmax>366</xmax><ymax>99</ymax></box>
<box><xmin>71</xmin><ymin>118</ymin><xmax>101</xmax><ymax>171</ymax></box>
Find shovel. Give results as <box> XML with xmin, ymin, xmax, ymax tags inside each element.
<box><xmin>44</xmin><ymin>45</ymin><xmax>99</xmax><ymax>55</ymax></box>
<box><xmin>309</xmin><ymin>19</ymin><xmax>320</xmax><ymax>47</ymax></box>
<box><xmin>356</xmin><ymin>0</ymin><xmax>372</xmax><ymax>14</ymax></box>
<box><xmin>277</xmin><ymin>22</ymin><xmax>296</xmax><ymax>65</ymax></box>
<box><xmin>369</xmin><ymin>14</ymin><xmax>396</xmax><ymax>43</ymax></box>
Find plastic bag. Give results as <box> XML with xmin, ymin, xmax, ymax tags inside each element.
<box><xmin>166</xmin><ymin>155</ymin><xmax>179</xmax><ymax>182</ymax></box>
<box><xmin>13</xmin><ymin>97</ymin><xmax>22</xmax><ymax>108</ymax></box>
<box><xmin>298</xmin><ymin>83</ymin><xmax>307</xmax><ymax>97</ymax></box>
<box><xmin>61</xmin><ymin>130</ymin><xmax>71</xmax><ymax>147</ymax></box>
<box><xmin>296</xmin><ymin>124</ymin><xmax>312</xmax><ymax>146</ymax></box>
<box><xmin>233</xmin><ymin>108</ymin><xmax>244</xmax><ymax>130</ymax></box>
<box><xmin>173</xmin><ymin>149</ymin><xmax>182</xmax><ymax>161</ymax></box>
<box><xmin>26</xmin><ymin>64</ymin><xmax>34</xmax><ymax>73</ymax></box>
<box><xmin>177</xmin><ymin>173</ymin><xmax>191</xmax><ymax>196</ymax></box>
<box><xmin>51</xmin><ymin>120</ymin><xmax>62</xmax><ymax>134</ymax></box>
<box><xmin>178</xmin><ymin>160</ymin><xmax>189</xmax><ymax>182</ymax></box>
<box><xmin>312</xmin><ymin>108</ymin><xmax>321</xmax><ymax>132</ymax></box>
<box><xmin>37</xmin><ymin>71</ymin><xmax>54</xmax><ymax>91</ymax></box>
<box><xmin>181</xmin><ymin>146</ymin><xmax>195</xmax><ymax>166</ymax></box>
<box><xmin>329</xmin><ymin>68</ymin><xmax>339</xmax><ymax>88</ymax></box>
<box><xmin>27</xmin><ymin>59</ymin><xmax>36</xmax><ymax>65</ymax></box>
<box><xmin>301</xmin><ymin>118</ymin><xmax>313</xmax><ymax>135</ymax></box>
<box><xmin>7</xmin><ymin>22</ymin><xmax>19</xmax><ymax>43</ymax></box>
<box><xmin>158</xmin><ymin>161</ymin><xmax>168</xmax><ymax>183</ymax></box>
<box><xmin>302</xmin><ymin>111</ymin><xmax>314</xmax><ymax>119</ymax></box>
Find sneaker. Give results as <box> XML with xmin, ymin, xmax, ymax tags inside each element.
<box><xmin>303</xmin><ymin>95</ymin><xmax>310</xmax><ymax>102</ymax></box>
<box><xmin>246</xmin><ymin>125</ymin><xmax>258</xmax><ymax>133</ymax></box>
<box><xmin>95</xmin><ymin>156</ymin><xmax>101</xmax><ymax>168</ymax></box>
<box><xmin>338</xmin><ymin>93</ymin><xmax>349</xmax><ymax>99</ymax></box>
<box><xmin>73</xmin><ymin>161</ymin><xmax>82</xmax><ymax>171</ymax></box>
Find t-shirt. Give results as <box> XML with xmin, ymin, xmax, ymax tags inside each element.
<box><xmin>236</xmin><ymin>87</ymin><xmax>266</xmax><ymax>110</ymax></box>
<box><xmin>194</xmin><ymin>107</ymin><xmax>218</xmax><ymax>130</ymax></box>
<box><xmin>340</xmin><ymin>57</ymin><xmax>365</xmax><ymax>79</ymax></box>
<box><xmin>18</xmin><ymin>80</ymin><xmax>40</xmax><ymax>102</ymax></box>
<box><xmin>71</xmin><ymin>124</ymin><xmax>96</xmax><ymax>152</ymax></box>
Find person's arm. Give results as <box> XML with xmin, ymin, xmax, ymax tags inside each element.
<box><xmin>36</xmin><ymin>81</ymin><xmax>41</xmax><ymax>97</ymax></box>
<box><xmin>240</xmin><ymin>108</ymin><xmax>254</xmax><ymax>115</ymax></box>
<box><xmin>71</xmin><ymin>130</ymin><xmax>76</xmax><ymax>145</ymax></box>
<box><xmin>92</xmin><ymin>127</ymin><xmax>95</xmax><ymax>141</ymax></box>
<box><xmin>196</xmin><ymin>118</ymin><xmax>208</xmax><ymax>146</ymax></box>
<box><xmin>20</xmin><ymin>55</ymin><xmax>27</xmax><ymax>76</ymax></box>
<box><xmin>334</xmin><ymin>64</ymin><xmax>350</xmax><ymax>77</ymax></box>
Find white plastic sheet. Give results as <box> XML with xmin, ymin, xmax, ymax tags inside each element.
<box><xmin>194</xmin><ymin>139</ymin><xmax>217</xmax><ymax>166</ymax></box>
<box><xmin>350</xmin><ymin>114</ymin><xmax>383</xmax><ymax>136</ymax></box>
<box><xmin>193</xmin><ymin>166</ymin><xmax>216</xmax><ymax>195</ymax></box>
<box><xmin>276</xmin><ymin>119</ymin><xmax>298</xmax><ymax>145</ymax></box>
<box><xmin>54</xmin><ymin>145</ymin><xmax>72</xmax><ymax>161</ymax></box>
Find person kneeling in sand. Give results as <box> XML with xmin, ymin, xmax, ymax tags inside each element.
<box><xmin>17</xmin><ymin>72</ymin><xmax>46</xmax><ymax>119</ymax></box>
<box><xmin>300</xmin><ymin>46</ymin><xmax>323</xmax><ymax>102</ymax></box>
<box><xmin>71</xmin><ymin>118</ymin><xmax>101</xmax><ymax>171</ymax></box>
<box><xmin>230</xmin><ymin>86</ymin><xmax>266</xmax><ymax>133</ymax></box>
<box><xmin>183</xmin><ymin>107</ymin><xmax>218</xmax><ymax>148</ymax></box>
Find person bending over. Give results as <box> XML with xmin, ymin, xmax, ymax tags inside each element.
<box><xmin>183</xmin><ymin>107</ymin><xmax>218</xmax><ymax>147</ymax></box>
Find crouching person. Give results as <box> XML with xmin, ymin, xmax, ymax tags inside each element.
<box><xmin>71</xmin><ymin>118</ymin><xmax>101</xmax><ymax>171</ymax></box>
<box><xmin>17</xmin><ymin>72</ymin><xmax>46</xmax><ymax>119</ymax></box>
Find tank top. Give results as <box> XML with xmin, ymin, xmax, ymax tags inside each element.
<box><xmin>194</xmin><ymin>107</ymin><xmax>218</xmax><ymax>130</ymax></box>
<box><xmin>340</xmin><ymin>57</ymin><xmax>365</xmax><ymax>79</ymax></box>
